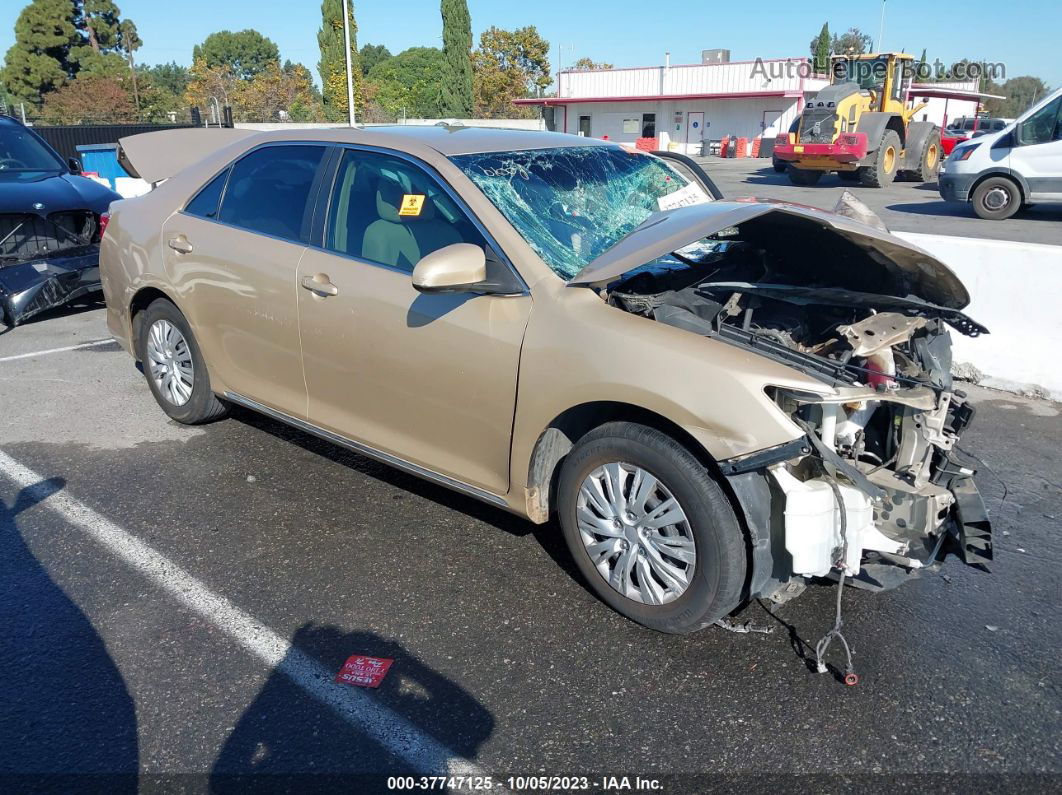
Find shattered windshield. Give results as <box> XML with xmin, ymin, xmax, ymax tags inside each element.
<box><xmin>0</xmin><ymin>127</ymin><xmax>65</xmax><ymax>174</ymax></box>
<box><xmin>451</xmin><ymin>146</ymin><xmax>711</xmax><ymax>279</ymax></box>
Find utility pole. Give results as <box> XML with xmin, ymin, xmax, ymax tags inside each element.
<box><xmin>341</xmin><ymin>0</ymin><xmax>356</xmax><ymax>126</ymax></box>
<box><xmin>877</xmin><ymin>0</ymin><xmax>887</xmax><ymax>52</ymax></box>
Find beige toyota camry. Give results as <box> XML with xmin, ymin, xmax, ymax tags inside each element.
<box><xmin>101</xmin><ymin>125</ymin><xmax>993</xmax><ymax>635</ymax></box>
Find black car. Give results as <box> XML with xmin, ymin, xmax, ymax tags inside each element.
<box><xmin>0</xmin><ymin>115</ymin><xmax>121</xmax><ymax>326</ymax></box>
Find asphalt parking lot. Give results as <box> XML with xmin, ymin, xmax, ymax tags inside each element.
<box><xmin>1</xmin><ymin>302</ymin><xmax>1060</xmax><ymax>790</ymax></box>
<box><xmin>697</xmin><ymin>157</ymin><xmax>1062</xmax><ymax>245</ymax></box>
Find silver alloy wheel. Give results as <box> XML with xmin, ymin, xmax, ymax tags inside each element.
<box><xmin>146</xmin><ymin>319</ymin><xmax>194</xmax><ymax>406</ymax></box>
<box><xmin>576</xmin><ymin>462</ymin><xmax>696</xmax><ymax>605</ymax></box>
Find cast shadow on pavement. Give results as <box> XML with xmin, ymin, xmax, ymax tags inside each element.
<box><xmin>210</xmin><ymin>623</ymin><xmax>495</xmax><ymax>793</ymax></box>
<box><xmin>0</xmin><ymin>478</ymin><xmax>139</xmax><ymax>790</ymax></box>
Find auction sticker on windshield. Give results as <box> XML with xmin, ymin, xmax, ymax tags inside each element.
<box><xmin>336</xmin><ymin>655</ymin><xmax>394</xmax><ymax>688</ymax></box>
<box><xmin>657</xmin><ymin>181</ymin><xmax>710</xmax><ymax>211</ymax></box>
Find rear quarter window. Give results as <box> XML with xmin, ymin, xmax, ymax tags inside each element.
<box><xmin>185</xmin><ymin>170</ymin><xmax>229</xmax><ymax>219</ymax></box>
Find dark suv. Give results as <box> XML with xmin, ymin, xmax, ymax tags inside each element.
<box><xmin>0</xmin><ymin>115</ymin><xmax>120</xmax><ymax>326</ymax></box>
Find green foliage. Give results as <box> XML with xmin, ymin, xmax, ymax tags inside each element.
<box><xmin>142</xmin><ymin>62</ymin><xmax>189</xmax><ymax>97</ymax></box>
<box><xmin>317</xmin><ymin>0</ymin><xmax>363</xmax><ymax>121</ymax></box>
<box><xmin>2</xmin><ymin>0</ymin><xmax>80</xmax><ymax>105</ymax></box>
<box><xmin>359</xmin><ymin>44</ymin><xmax>392</xmax><ymax>76</ymax></box>
<box><xmin>367</xmin><ymin>46</ymin><xmax>446</xmax><ymax>118</ymax></box>
<box><xmin>440</xmin><ymin>0</ymin><xmax>473</xmax><ymax>117</ymax></box>
<box><xmin>192</xmin><ymin>29</ymin><xmax>280</xmax><ymax>81</ymax></box>
<box><xmin>77</xmin><ymin>0</ymin><xmax>121</xmax><ymax>55</ymax></box>
<box><xmin>994</xmin><ymin>76</ymin><xmax>1052</xmax><ymax>117</ymax></box>
<box><xmin>832</xmin><ymin>27</ymin><xmax>874</xmax><ymax>56</ymax></box>
<box><xmin>809</xmin><ymin>23</ymin><xmax>830</xmax><ymax>74</ymax></box>
<box><xmin>471</xmin><ymin>25</ymin><xmax>550</xmax><ymax>118</ymax></box>
<box><xmin>570</xmin><ymin>57</ymin><xmax>613</xmax><ymax>71</ymax></box>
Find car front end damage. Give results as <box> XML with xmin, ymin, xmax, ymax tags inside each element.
<box><xmin>0</xmin><ymin>210</ymin><xmax>107</xmax><ymax>327</ymax></box>
<box><xmin>574</xmin><ymin>199</ymin><xmax>993</xmax><ymax>608</ymax></box>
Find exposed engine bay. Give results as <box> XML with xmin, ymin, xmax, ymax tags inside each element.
<box><xmin>602</xmin><ymin>208</ymin><xmax>993</xmax><ymax>598</ymax></box>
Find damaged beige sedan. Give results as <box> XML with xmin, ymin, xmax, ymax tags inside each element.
<box><xmin>101</xmin><ymin>126</ymin><xmax>992</xmax><ymax>642</ymax></box>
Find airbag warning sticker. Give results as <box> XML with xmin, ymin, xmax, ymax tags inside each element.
<box><xmin>399</xmin><ymin>194</ymin><xmax>426</xmax><ymax>216</ymax></box>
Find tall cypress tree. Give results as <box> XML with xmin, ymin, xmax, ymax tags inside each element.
<box><xmin>812</xmin><ymin>22</ymin><xmax>831</xmax><ymax>75</ymax></box>
<box><xmin>1</xmin><ymin>0</ymin><xmax>80</xmax><ymax>106</ymax></box>
<box><xmin>317</xmin><ymin>0</ymin><xmax>362</xmax><ymax>121</ymax></box>
<box><xmin>440</xmin><ymin>0</ymin><xmax>473</xmax><ymax>117</ymax></box>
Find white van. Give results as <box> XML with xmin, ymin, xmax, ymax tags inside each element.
<box><xmin>939</xmin><ymin>87</ymin><xmax>1062</xmax><ymax>220</ymax></box>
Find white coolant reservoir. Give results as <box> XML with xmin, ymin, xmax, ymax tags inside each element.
<box><xmin>769</xmin><ymin>466</ymin><xmax>877</xmax><ymax>577</ymax></box>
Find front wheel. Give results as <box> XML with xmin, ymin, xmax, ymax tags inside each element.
<box><xmin>556</xmin><ymin>423</ymin><xmax>747</xmax><ymax>634</ymax></box>
<box><xmin>971</xmin><ymin>176</ymin><xmax>1022</xmax><ymax>220</ymax></box>
<box><xmin>788</xmin><ymin>167</ymin><xmax>823</xmax><ymax>186</ymax></box>
<box><xmin>137</xmin><ymin>298</ymin><xmax>228</xmax><ymax>424</ymax></box>
<box><xmin>859</xmin><ymin>129</ymin><xmax>901</xmax><ymax>187</ymax></box>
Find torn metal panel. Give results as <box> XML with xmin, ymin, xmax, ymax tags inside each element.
<box><xmin>0</xmin><ymin>246</ymin><xmax>101</xmax><ymax>326</ymax></box>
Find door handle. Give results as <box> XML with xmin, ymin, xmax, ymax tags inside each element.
<box><xmin>301</xmin><ymin>274</ymin><xmax>339</xmax><ymax>297</ymax></box>
<box><xmin>167</xmin><ymin>236</ymin><xmax>193</xmax><ymax>254</ymax></box>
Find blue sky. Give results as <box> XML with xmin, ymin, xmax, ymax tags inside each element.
<box><xmin>3</xmin><ymin>0</ymin><xmax>1058</xmax><ymax>88</ymax></box>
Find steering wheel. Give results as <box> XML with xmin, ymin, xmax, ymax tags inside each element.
<box><xmin>0</xmin><ymin>157</ymin><xmax>24</xmax><ymax>170</ymax></box>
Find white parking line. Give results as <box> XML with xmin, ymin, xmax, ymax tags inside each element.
<box><xmin>0</xmin><ymin>449</ymin><xmax>492</xmax><ymax>779</ymax></box>
<box><xmin>0</xmin><ymin>338</ymin><xmax>116</xmax><ymax>363</ymax></box>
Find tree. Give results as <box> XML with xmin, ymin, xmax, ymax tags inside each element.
<box><xmin>367</xmin><ymin>47</ymin><xmax>447</xmax><ymax>119</ymax></box>
<box><xmin>233</xmin><ymin>61</ymin><xmax>323</xmax><ymax>122</ymax></box>
<box><xmin>143</xmin><ymin>61</ymin><xmax>189</xmax><ymax>97</ymax></box>
<box><xmin>809</xmin><ymin>23</ymin><xmax>830</xmax><ymax>74</ymax></box>
<box><xmin>78</xmin><ymin>0</ymin><xmax>121</xmax><ymax>56</ymax></box>
<box><xmin>183</xmin><ymin>57</ymin><xmax>238</xmax><ymax>122</ymax></box>
<box><xmin>997</xmin><ymin>76</ymin><xmax>1051</xmax><ymax>117</ymax></box>
<box><xmin>119</xmin><ymin>18</ymin><xmax>140</xmax><ymax>109</ymax></box>
<box><xmin>570</xmin><ymin>57</ymin><xmax>613</xmax><ymax>71</ymax></box>
<box><xmin>192</xmin><ymin>29</ymin><xmax>279</xmax><ymax>81</ymax></box>
<box><xmin>1</xmin><ymin>0</ymin><xmax>80</xmax><ymax>106</ymax></box>
<box><xmin>471</xmin><ymin>26</ymin><xmax>550</xmax><ymax>118</ymax></box>
<box><xmin>317</xmin><ymin>0</ymin><xmax>363</xmax><ymax>121</ymax></box>
<box><xmin>40</xmin><ymin>73</ymin><xmax>135</xmax><ymax>122</ymax></box>
<box><xmin>832</xmin><ymin>27</ymin><xmax>874</xmax><ymax>55</ymax></box>
<box><xmin>359</xmin><ymin>43</ymin><xmax>391</xmax><ymax>76</ymax></box>
<box><xmin>440</xmin><ymin>0</ymin><xmax>473</xmax><ymax>117</ymax></box>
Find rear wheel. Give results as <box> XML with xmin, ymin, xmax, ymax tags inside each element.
<box><xmin>137</xmin><ymin>299</ymin><xmax>228</xmax><ymax>424</ymax></box>
<box><xmin>788</xmin><ymin>167</ymin><xmax>823</xmax><ymax>186</ymax></box>
<box><xmin>557</xmin><ymin>422</ymin><xmax>747</xmax><ymax>634</ymax></box>
<box><xmin>858</xmin><ymin>129</ymin><xmax>901</xmax><ymax>187</ymax></box>
<box><xmin>772</xmin><ymin>155</ymin><xmax>787</xmax><ymax>173</ymax></box>
<box><xmin>971</xmin><ymin>176</ymin><xmax>1021</xmax><ymax>220</ymax></box>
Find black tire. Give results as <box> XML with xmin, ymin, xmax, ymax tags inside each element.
<box><xmin>837</xmin><ymin>170</ymin><xmax>860</xmax><ymax>182</ymax></box>
<box><xmin>900</xmin><ymin>132</ymin><xmax>942</xmax><ymax>182</ymax></box>
<box><xmin>858</xmin><ymin>129</ymin><xmax>901</xmax><ymax>187</ymax></box>
<box><xmin>772</xmin><ymin>156</ymin><xmax>787</xmax><ymax>173</ymax></box>
<box><xmin>556</xmin><ymin>422</ymin><xmax>746</xmax><ymax>634</ymax></box>
<box><xmin>788</xmin><ymin>167</ymin><xmax>823</xmax><ymax>186</ymax></box>
<box><xmin>137</xmin><ymin>298</ymin><xmax>228</xmax><ymax>424</ymax></box>
<box><xmin>971</xmin><ymin>176</ymin><xmax>1022</xmax><ymax>220</ymax></box>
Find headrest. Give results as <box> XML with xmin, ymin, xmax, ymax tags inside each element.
<box><xmin>376</xmin><ymin>174</ymin><xmax>434</xmax><ymax>222</ymax></box>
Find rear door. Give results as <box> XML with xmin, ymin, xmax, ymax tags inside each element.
<box><xmin>161</xmin><ymin>142</ymin><xmax>329</xmax><ymax>417</ymax></box>
<box><xmin>296</xmin><ymin>147</ymin><xmax>531</xmax><ymax>495</ymax></box>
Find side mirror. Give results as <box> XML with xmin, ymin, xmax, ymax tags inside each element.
<box><xmin>67</xmin><ymin>157</ymin><xmax>82</xmax><ymax>174</ymax></box>
<box><xmin>411</xmin><ymin>243</ymin><xmax>487</xmax><ymax>294</ymax></box>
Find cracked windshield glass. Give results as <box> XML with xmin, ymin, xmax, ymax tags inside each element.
<box><xmin>451</xmin><ymin>146</ymin><xmax>712</xmax><ymax>278</ymax></box>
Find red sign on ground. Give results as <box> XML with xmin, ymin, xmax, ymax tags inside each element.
<box><xmin>335</xmin><ymin>655</ymin><xmax>394</xmax><ymax>688</ymax></box>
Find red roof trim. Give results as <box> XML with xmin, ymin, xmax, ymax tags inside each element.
<box><xmin>514</xmin><ymin>90</ymin><xmax>796</xmax><ymax>106</ymax></box>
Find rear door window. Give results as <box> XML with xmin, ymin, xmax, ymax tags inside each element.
<box><xmin>217</xmin><ymin>144</ymin><xmax>326</xmax><ymax>242</ymax></box>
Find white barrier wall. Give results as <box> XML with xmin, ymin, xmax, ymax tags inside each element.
<box><xmin>895</xmin><ymin>232</ymin><xmax>1062</xmax><ymax>401</ymax></box>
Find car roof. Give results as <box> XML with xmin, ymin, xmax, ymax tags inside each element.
<box><xmin>321</xmin><ymin>124</ymin><xmax>611</xmax><ymax>156</ymax></box>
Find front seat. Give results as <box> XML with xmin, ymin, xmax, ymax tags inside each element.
<box><xmin>362</xmin><ymin>175</ymin><xmax>462</xmax><ymax>270</ymax></box>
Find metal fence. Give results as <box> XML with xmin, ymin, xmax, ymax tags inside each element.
<box><xmin>31</xmin><ymin>123</ymin><xmax>194</xmax><ymax>163</ymax></box>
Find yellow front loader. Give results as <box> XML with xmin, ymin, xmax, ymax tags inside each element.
<box><xmin>774</xmin><ymin>53</ymin><xmax>942</xmax><ymax>187</ymax></box>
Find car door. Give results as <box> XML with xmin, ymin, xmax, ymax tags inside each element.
<box><xmin>1010</xmin><ymin>94</ymin><xmax>1062</xmax><ymax>200</ymax></box>
<box><xmin>161</xmin><ymin>143</ymin><xmax>329</xmax><ymax>417</ymax></box>
<box><xmin>296</xmin><ymin>147</ymin><xmax>531</xmax><ymax>496</ymax></box>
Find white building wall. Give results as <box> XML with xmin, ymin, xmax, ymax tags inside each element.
<box><xmin>561</xmin><ymin>96</ymin><xmax>805</xmax><ymax>153</ymax></box>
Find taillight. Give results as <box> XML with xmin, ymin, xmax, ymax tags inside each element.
<box><xmin>98</xmin><ymin>212</ymin><xmax>110</xmax><ymax>239</ymax></box>
<box><xmin>838</xmin><ymin>134</ymin><xmax>860</xmax><ymax>147</ymax></box>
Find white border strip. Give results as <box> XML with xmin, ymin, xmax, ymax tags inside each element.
<box><xmin>0</xmin><ymin>338</ymin><xmax>115</xmax><ymax>363</ymax></box>
<box><xmin>0</xmin><ymin>449</ymin><xmax>489</xmax><ymax>778</ymax></box>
